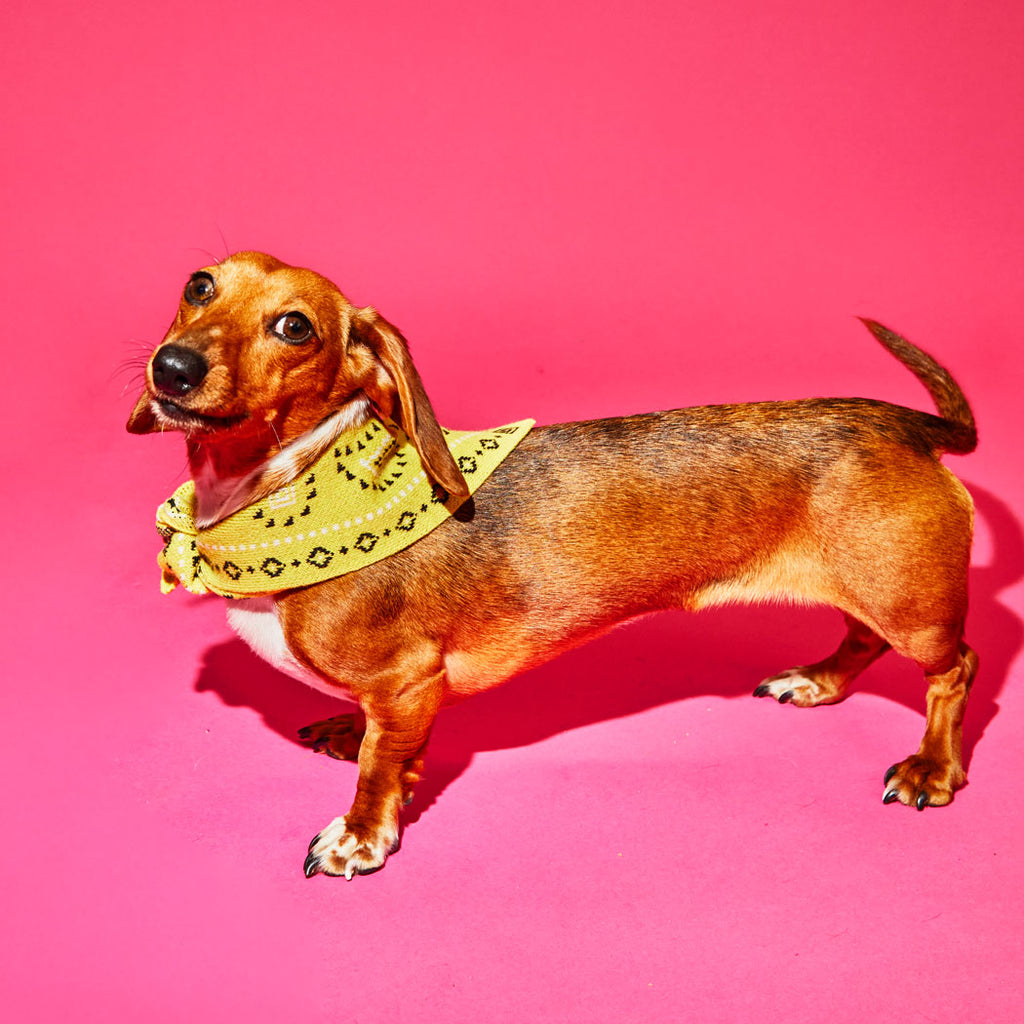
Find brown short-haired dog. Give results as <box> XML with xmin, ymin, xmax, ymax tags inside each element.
<box><xmin>128</xmin><ymin>251</ymin><xmax>977</xmax><ymax>879</ymax></box>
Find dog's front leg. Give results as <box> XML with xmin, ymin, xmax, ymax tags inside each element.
<box><xmin>303</xmin><ymin>671</ymin><xmax>443</xmax><ymax>879</ymax></box>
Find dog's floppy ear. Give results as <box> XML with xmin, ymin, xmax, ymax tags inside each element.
<box><xmin>126</xmin><ymin>390</ymin><xmax>159</xmax><ymax>433</ymax></box>
<box><xmin>350</xmin><ymin>308</ymin><xmax>469</xmax><ymax>499</ymax></box>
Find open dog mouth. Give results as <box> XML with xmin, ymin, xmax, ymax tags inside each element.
<box><xmin>154</xmin><ymin>397</ymin><xmax>248</xmax><ymax>432</ymax></box>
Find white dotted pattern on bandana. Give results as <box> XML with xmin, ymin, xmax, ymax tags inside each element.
<box><xmin>195</xmin><ymin>472</ymin><xmax>429</xmax><ymax>554</ymax></box>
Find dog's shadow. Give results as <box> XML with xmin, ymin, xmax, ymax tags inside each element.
<box><xmin>194</xmin><ymin>482</ymin><xmax>1021</xmax><ymax>824</ymax></box>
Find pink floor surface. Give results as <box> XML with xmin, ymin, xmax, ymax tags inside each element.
<box><xmin>3</xmin><ymin>2</ymin><xmax>1022</xmax><ymax>1020</ymax></box>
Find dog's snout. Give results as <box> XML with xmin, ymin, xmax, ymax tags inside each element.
<box><xmin>152</xmin><ymin>344</ymin><xmax>208</xmax><ymax>396</ymax></box>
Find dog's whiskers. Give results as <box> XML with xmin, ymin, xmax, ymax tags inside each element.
<box><xmin>267</xmin><ymin>418</ymin><xmax>284</xmax><ymax>454</ymax></box>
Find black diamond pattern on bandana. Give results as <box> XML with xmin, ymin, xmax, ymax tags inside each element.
<box><xmin>261</xmin><ymin>558</ymin><xmax>285</xmax><ymax>578</ymax></box>
<box><xmin>306</xmin><ymin>546</ymin><xmax>334</xmax><ymax>569</ymax></box>
<box><xmin>354</xmin><ymin>532</ymin><xmax>378</xmax><ymax>553</ymax></box>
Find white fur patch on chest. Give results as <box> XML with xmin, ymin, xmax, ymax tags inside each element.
<box><xmin>225</xmin><ymin>597</ymin><xmax>354</xmax><ymax>701</ymax></box>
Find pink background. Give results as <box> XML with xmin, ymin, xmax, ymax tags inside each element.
<box><xmin>3</xmin><ymin>1</ymin><xmax>1022</xmax><ymax>1020</ymax></box>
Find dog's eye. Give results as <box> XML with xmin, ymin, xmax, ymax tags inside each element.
<box><xmin>271</xmin><ymin>312</ymin><xmax>314</xmax><ymax>344</ymax></box>
<box><xmin>184</xmin><ymin>273</ymin><xmax>215</xmax><ymax>307</ymax></box>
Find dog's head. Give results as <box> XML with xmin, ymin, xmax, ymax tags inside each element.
<box><xmin>128</xmin><ymin>251</ymin><xmax>467</xmax><ymax>497</ymax></box>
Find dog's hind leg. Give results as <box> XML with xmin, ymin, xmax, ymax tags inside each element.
<box><xmin>754</xmin><ymin>613</ymin><xmax>891</xmax><ymax>707</ymax></box>
<box><xmin>882</xmin><ymin>635</ymin><xmax>978</xmax><ymax>809</ymax></box>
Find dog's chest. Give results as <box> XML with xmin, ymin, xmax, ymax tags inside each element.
<box><xmin>225</xmin><ymin>597</ymin><xmax>354</xmax><ymax>701</ymax></box>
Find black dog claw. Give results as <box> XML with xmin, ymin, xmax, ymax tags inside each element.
<box><xmin>753</xmin><ymin>684</ymin><xmax>770</xmax><ymax>698</ymax></box>
<box><xmin>297</xmin><ymin>726</ymin><xmax>312</xmax><ymax>739</ymax></box>
<box><xmin>308</xmin><ymin>832</ymin><xmax>322</xmax><ymax>852</ymax></box>
<box><xmin>916</xmin><ymin>792</ymin><xmax>929</xmax><ymax>811</ymax></box>
<box><xmin>883</xmin><ymin>789</ymin><xmax>900</xmax><ymax>804</ymax></box>
<box><xmin>303</xmin><ymin>851</ymin><xmax>321</xmax><ymax>878</ymax></box>
<box><xmin>884</xmin><ymin>765</ymin><xmax>899</xmax><ymax>784</ymax></box>
<box><xmin>778</xmin><ymin>690</ymin><xmax>794</xmax><ymax>704</ymax></box>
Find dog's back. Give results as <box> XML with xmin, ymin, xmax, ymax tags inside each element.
<box><xmin>283</xmin><ymin>380</ymin><xmax>974</xmax><ymax>703</ymax></box>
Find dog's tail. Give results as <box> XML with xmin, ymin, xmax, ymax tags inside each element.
<box><xmin>858</xmin><ymin>318</ymin><xmax>977</xmax><ymax>454</ymax></box>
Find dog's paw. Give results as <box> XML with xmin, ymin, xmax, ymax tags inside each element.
<box><xmin>753</xmin><ymin>668</ymin><xmax>841</xmax><ymax>707</ymax></box>
<box><xmin>883</xmin><ymin>756</ymin><xmax>965</xmax><ymax>810</ymax></box>
<box><xmin>303</xmin><ymin>817</ymin><xmax>399</xmax><ymax>880</ymax></box>
<box><xmin>297</xmin><ymin>713</ymin><xmax>364</xmax><ymax>761</ymax></box>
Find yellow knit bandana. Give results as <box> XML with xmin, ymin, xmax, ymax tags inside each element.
<box><xmin>155</xmin><ymin>417</ymin><xmax>534</xmax><ymax>598</ymax></box>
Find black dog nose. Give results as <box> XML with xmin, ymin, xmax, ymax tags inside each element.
<box><xmin>152</xmin><ymin>344</ymin><xmax>209</xmax><ymax>396</ymax></box>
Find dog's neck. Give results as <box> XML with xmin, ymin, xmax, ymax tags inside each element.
<box><xmin>188</xmin><ymin>396</ymin><xmax>372</xmax><ymax>528</ymax></box>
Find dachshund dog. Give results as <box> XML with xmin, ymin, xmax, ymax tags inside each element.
<box><xmin>128</xmin><ymin>251</ymin><xmax>977</xmax><ymax>879</ymax></box>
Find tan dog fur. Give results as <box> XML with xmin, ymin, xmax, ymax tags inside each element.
<box><xmin>128</xmin><ymin>251</ymin><xmax>978</xmax><ymax>878</ymax></box>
